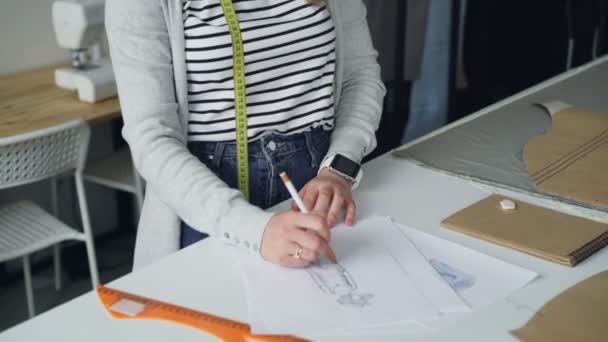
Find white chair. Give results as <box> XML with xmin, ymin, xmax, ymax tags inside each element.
<box><xmin>83</xmin><ymin>147</ymin><xmax>144</xmax><ymax>219</ymax></box>
<box><xmin>0</xmin><ymin>120</ymin><xmax>99</xmax><ymax>318</ymax></box>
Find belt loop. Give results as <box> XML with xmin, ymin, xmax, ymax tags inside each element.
<box><xmin>213</xmin><ymin>142</ymin><xmax>225</xmax><ymax>170</ymax></box>
<box><xmin>304</xmin><ymin>129</ymin><xmax>319</xmax><ymax>168</ymax></box>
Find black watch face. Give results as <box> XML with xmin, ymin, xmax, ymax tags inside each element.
<box><xmin>331</xmin><ymin>155</ymin><xmax>360</xmax><ymax>178</ymax></box>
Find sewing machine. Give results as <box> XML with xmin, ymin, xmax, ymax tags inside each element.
<box><xmin>52</xmin><ymin>0</ymin><xmax>116</xmax><ymax>103</ymax></box>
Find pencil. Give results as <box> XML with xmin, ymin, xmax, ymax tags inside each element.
<box><xmin>279</xmin><ymin>172</ymin><xmax>337</xmax><ymax>263</ymax></box>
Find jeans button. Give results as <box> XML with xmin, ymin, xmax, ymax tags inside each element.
<box><xmin>267</xmin><ymin>141</ymin><xmax>276</xmax><ymax>151</ymax></box>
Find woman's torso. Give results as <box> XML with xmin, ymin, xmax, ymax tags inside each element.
<box><xmin>182</xmin><ymin>0</ymin><xmax>337</xmax><ymax>142</ymax></box>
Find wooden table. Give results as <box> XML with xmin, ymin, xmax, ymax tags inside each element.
<box><xmin>0</xmin><ymin>63</ymin><xmax>121</xmax><ymax>138</ymax></box>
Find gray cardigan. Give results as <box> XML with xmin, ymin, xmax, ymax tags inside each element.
<box><xmin>106</xmin><ymin>0</ymin><xmax>386</xmax><ymax>270</ymax></box>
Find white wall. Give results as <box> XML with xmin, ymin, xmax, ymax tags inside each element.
<box><xmin>0</xmin><ymin>0</ymin><xmax>68</xmax><ymax>76</ymax></box>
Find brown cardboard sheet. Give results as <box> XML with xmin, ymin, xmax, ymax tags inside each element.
<box><xmin>523</xmin><ymin>104</ymin><xmax>608</xmax><ymax>210</ymax></box>
<box><xmin>511</xmin><ymin>271</ymin><xmax>608</xmax><ymax>342</ymax></box>
<box><xmin>441</xmin><ymin>195</ymin><xmax>608</xmax><ymax>266</ymax></box>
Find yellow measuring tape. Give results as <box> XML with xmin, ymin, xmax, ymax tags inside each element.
<box><xmin>219</xmin><ymin>0</ymin><xmax>331</xmax><ymax>200</ymax></box>
<box><xmin>220</xmin><ymin>0</ymin><xmax>250</xmax><ymax>200</ymax></box>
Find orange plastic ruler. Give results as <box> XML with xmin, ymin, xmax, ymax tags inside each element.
<box><xmin>96</xmin><ymin>285</ymin><xmax>308</xmax><ymax>342</ymax></box>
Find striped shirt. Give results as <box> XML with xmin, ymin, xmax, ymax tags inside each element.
<box><xmin>183</xmin><ymin>0</ymin><xmax>336</xmax><ymax>142</ymax></box>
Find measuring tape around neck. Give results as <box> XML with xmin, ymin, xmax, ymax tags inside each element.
<box><xmin>220</xmin><ymin>0</ymin><xmax>250</xmax><ymax>200</ymax></box>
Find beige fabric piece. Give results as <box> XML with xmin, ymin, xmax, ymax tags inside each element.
<box><xmin>524</xmin><ymin>104</ymin><xmax>608</xmax><ymax>210</ymax></box>
<box><xmin>511</xmin><ymin>271</ymin><xmax>608</xmax><ymax>342</ymax></box>
<box><xmin>441</xmin><ymin>195</ymin><xmax>608</xmax><ymax>267</ymax></box>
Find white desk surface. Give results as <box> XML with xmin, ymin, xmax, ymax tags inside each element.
<box><xmin>2</xmin><ymin>157</ymin><xmax>607</xmax><ymax>342</ymax></box>
<box><xmin>3</xmin><ymin>58</ymin><xmax>608</xmax><ymax>341</ymax></box>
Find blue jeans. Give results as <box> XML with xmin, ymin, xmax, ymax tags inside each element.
<box><xmin>180</xmin><ymin>128</ymin><xmax>331</xmax><ymax>248</ymax></box>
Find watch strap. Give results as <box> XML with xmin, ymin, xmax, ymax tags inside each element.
<box><xmin>319</xmin><ymin>154</ymin><xmax>362</xmax><ymax>190</ymax></box>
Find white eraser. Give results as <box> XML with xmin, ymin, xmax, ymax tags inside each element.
<box><xmin>109</xmin><ymin>299</ymin><xmax>145</xmax><ymax>317</ymax></box>
<box><xmin>499</xmin><ymin>199</ymin><xmax>517</xmax><ymax>211</ymax></box>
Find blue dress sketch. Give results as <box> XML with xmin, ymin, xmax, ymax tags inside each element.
<box><xmin>429</xmin><ymin>259</ymin><xmax>475</xmax><ymax>290</ymax></box>
<box><xmin>306</xmin><ymin>257</ymin><xmax>374</xmax><ymax>307</ymax></box>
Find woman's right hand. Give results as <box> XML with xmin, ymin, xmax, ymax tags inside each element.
<box><xmin>260</xmin><ymin>211</ymin><xmax>330</xmax><ymax>267</ymax></box>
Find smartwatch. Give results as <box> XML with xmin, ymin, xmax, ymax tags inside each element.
<box><xmin>319</xmin><ymin>154</ymin><xmax>363</xmax><ymax>189</ymax></box>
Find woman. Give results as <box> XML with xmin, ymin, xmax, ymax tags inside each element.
<box><xmin>106</xmin><ymin>0</ymin><xmax>385</xmax><ymax>269</ymax></box>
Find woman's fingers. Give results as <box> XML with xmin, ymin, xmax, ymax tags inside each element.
<box><xmin>327</xmin><ymin>193</ymin><xmax>344</xmax><ymax>226</ymax></box>
<box><xmin>262</xmin><ymin>210</ymin><xmax>334</xmax><ymax>268</ymax></box>
<box><xmin>296</xmin><ymin>171</ymin><xmax>357</xmax><ymax>227</ymax></box>
<box><xmin>313</xmin><ymin>187</ymin><xmax>333</xmax><ymax>214</ymax></box>
<box><xmin>279</xmin><ymin>254</ymin><xmax>311</xmax><ymax>268</ymax></box>
<box><xmin>345</xmin><ymin>199</ymin><xmax>356</xmax><ymax>226</ymax></box>
<box><xmin>292</xmin><ymin>212</ymin><xmax>330</xmax><ymax>242</ymax></box>
<box><xmin>288</xmin><ymin>227</ymin><xmax>327</xmax><ymax>257</ymax></box>
<box><xmin>302</xmin><ymin>187</ymin><xmax>318</xmax><ymax>211</ymax></box>
<box><xmin>299</xmin><ymin>248</ymin><xmax>319</xmax><ymax>262</ymax></box>
<box><xmin>285</xmin><ymin>241</ymin><xmax>319</xmax><ymax>263</ymax></box>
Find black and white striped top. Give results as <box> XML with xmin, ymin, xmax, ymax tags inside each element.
<box><xmin>183</xmin><ymin>0</ymin><xmax>336</xmax><ymax>142</ymax></box>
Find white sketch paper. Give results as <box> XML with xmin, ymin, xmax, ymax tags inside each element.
<box><xmin>353</xmin><ymin>217</ymin><xmax>470</xmax><ymax>314</ymax></box>
<box><xmin>398</xmin><ymin>224</ymin><xmax>539</xmax><ymax>309</ymax></box>
<box><xmin>235</xmin><ymin>221</ymin><xmax>439</xmax><ymax>336</ymax></box>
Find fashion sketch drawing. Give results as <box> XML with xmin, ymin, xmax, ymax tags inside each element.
<box><xmin>306</xmin><ymin>257</ymin><xmax>374</xmax><ymax>307</ymax></box>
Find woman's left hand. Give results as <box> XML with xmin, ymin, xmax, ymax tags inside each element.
<box><xmin>292</xmin><ymin>168</ymin><xmax>356</xmax><ymax>227</ymax></box>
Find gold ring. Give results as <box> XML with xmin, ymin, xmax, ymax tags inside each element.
<box><xmin>294</xmin><ymin>245</ymin><xmax>303</xmax><ymax>259</ymax></box>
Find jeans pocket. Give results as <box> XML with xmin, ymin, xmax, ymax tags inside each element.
<box><xmin>217</xmin><ymin>156</ymin><xmax>239</xmax><ymax>190</ymax></box>
<box><xmin>188</xmin><ymin>142</ymin><xmax>219</xmax><ymax>174</ymax></box>
<box><xmin>198</xmin><ymin>152</ymin><xmax>217</xmax><ymax>173</ymax></box>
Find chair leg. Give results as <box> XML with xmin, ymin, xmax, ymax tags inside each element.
<box><xmin>50</xmin><ymin>177</ymin><xmax>59</xmax><ymax>216</ymax></box>
<box><xmin>53</xmin><ymin>244</ymin><xmax>62</xmax><ymax>291</ymax></box>
<box><xmin>75</xmin><ymin>173</ymin><xmax>100</xmax><ymax>287</ymax></box>
<box><xmin>22</xmin><ymin>255</ymin><xmax>35</xmax><ymax>318</ymax></box>
<box><xmin>51</xmin><ymin>178</ymin><xmax>63</xmax><ymax>291</ymax></box>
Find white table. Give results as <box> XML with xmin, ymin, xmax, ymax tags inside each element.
<box><xmin>2</xmin><ymin>156</ymin><xmax>607</xmax><ymax>342</ymax></box>
<box><xmin>3</xmin><ymin>58</ymin><xmax>608</xmax><ymax>341</ymax></box>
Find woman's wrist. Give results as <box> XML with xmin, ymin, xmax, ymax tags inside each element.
<box><xmin>318</xmin><ymin>167</ymin><xmax>352</xmax><ymax>187</ymax></box>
